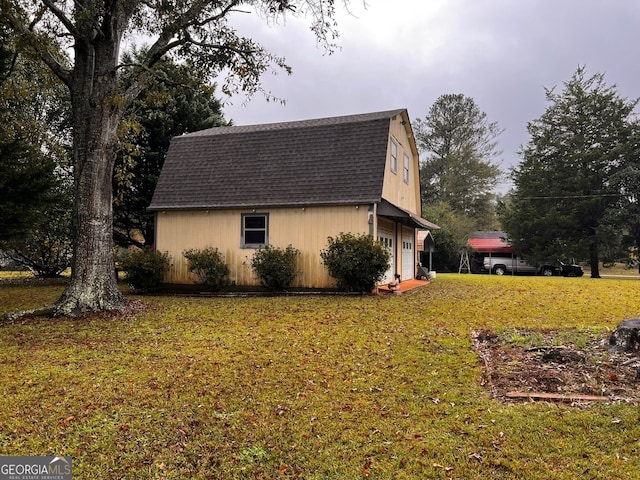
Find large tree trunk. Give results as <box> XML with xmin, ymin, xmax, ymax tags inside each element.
<box><xmin>589</xmin><ymin>242</ymin><xmax>601</xmax><ymax>279</ymax></box>
<box><xmin>53</xmin><ymin>36</ymin><xmax>126</xmax><ymax>316</ymax></box>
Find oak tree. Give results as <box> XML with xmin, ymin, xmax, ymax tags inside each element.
<box><xmin>2</xmin><ymin>0</ymin><xmax>348</xmax><ymax>315</ymax></box>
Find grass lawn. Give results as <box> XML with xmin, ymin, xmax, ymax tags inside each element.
<box><xmin>1</xmin><ymin>274</ymin><xmax>639</xmax><ymax>479</ymax></box>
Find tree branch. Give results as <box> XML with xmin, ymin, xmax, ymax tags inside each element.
<box><xmin>38</xmin><ymin>45</ymin><xmax>72</xmax><ymax>87</ymax></box>
<box><xmin>144</xmin><ymin>0</ymin><xmax>241</xmax><ymax>66</ymax></box>
<box><xmin>120</xmin><ymin>1</ymin><xmax>242</xmax><ymax>107</ymax></box>
<box><xmin>40</xmin><ymin>0</ymin><xmax>81</xmax><ymax>38</ymax></box>
<box><xmin>3</xmin><ymin>3</ymin><xmax>73</xmax><ymax>86</ymax></box>
<box><xmin>0</xmin><ymin>51</ymin><xmax>19</xmax><ymax>85</ymax></box>
<box><xmin>182</xmin><ymin>31</ymin><xmax>256</xmax><ymax>61</ymax></box>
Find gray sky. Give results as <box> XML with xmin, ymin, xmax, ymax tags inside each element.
<box><xmin>223</xmin><ymin>0</ymin><xmax>640</xmax><ymax>191</ymax></box>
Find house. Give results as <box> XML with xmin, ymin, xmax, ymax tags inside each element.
<box><xmin>148</xmin><ymin>109</ymin><xmax>438</xmax><ymax>288</ymax></box>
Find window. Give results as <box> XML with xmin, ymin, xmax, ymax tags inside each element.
<box><xmin>390</xmin><ymin>139</ymin><xmax>398</xmax><ymax>174</ymax></box>
<box><xmin>403</xmin><ymin>153</ymin><xmax>410</xmax><ymax>184</ymax></box>
<box><xmin>378</xmin><ymin>236</ymin><xmax>393</xmax><ymax>249</ymax></box>
<box><xmin>242</xmin><ymin>213</ymin><xmax>268</xmax><ymax>248</ymax></box>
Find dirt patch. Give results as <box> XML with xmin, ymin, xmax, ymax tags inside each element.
<box><xmin>0</xmin><ymin>276</ymin><xmax>68</xmax><ymax>286</ymax></box>
<box><xmin>473</xmin><ymin>329</ymin><xmax>639</xmax><ymax>404</ymax></box>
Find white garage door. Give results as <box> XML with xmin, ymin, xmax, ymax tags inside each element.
<box><xmin>401</xmin><ymin>228</ymin><xmax>414</xmax><ymax>281</ymax></box>
<box><xmin>378</xmin><ymin>224</ymin><xmax>395</xmax><ymax>284</ymax></box>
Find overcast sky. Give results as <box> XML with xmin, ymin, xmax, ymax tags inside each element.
<box><xmin>223</xmin><ymin>0</ymin><xmax>640</xmax><ymax>191</ymax></box>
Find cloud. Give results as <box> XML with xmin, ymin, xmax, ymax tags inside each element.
<box><xmin>223</xmin><ymin>0</ymin><xmax>640</xmax><ymax>185</ymax></box>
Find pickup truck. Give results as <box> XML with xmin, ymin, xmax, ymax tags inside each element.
<box><xmin>482</xmin><ymin>255</ymin><xmax>556</xmax><ymax>276</ymax></box>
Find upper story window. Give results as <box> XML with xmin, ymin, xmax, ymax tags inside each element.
<box><xmin>403</xmin><ymin>153</ymin><xmax>410</xmax><ymax>184</ymax></box>
<box><xmin>242</xmin><ymin>213</ymin><xmax>269</xmax><ymax>248</ymax></box>
<box><xmin>390</xmin><ymin>139</ymin><xmax>398</xmax><ymax>174</ymax></box>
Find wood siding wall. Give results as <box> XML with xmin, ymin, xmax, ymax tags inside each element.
<box><xmin>155</xmin><ymin>205</ymin><xmax>370</xmax><ymax>288</ymax></box>
<box><xmin>382</xmin><ymin>114</ymin><xmax>422</xmax><ymax>214</ymax></box>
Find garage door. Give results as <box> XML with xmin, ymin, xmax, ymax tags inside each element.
<box><xmin>401</xmin><ymin>227</ymin><xmax>414</xmax><ymax>281</ymax></box>
<box><xmin>378</xmin><ymin>224</ymin><xmax>395</xmax><ymax>284</ymax></box>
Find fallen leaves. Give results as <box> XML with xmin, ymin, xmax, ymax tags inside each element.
<box><xmin>2</xmin><ymin>275</ymin><xmax>640</xmax><ymax>478</ymax></box>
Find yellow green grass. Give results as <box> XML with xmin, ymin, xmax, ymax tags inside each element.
<box><xmin>1</xmin><ymin>274</ymin><xmax>639</xmax><ymax>479</ymax></box>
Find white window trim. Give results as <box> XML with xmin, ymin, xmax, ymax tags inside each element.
<box><xmin>403</xmin><ymin>153</ymin><xmax>410</xmax><ymax>184</ymax></box>
<box><xmin>390</xmin><ymin>138</ymin><xmax>398</xmax><ymax>174</ymax></box>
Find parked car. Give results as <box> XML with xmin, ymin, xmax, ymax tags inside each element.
<box><xmin>558</xmin><ymin>261</ymin><xmax>584</xmax><ymax>277</ymax></box>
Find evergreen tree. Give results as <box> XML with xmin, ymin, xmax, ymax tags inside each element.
<box><xmin>414</xmin><ymin>94</ymin><xmax>503</xmax><ymax>224</ymax></box>
<box><xmin>415</xmin><ymin>94</ymin><xmax>503</xmax><ymax>266</ymax></box>
<box><xmin>0</xmin><ymin>142</ymin><xmax>58</xmax><ymax>243</ymax></box>
<box><xmin>608</xmin><ymin>129</ymin><xmax>640</xmax><ymax>257</ymax></box>
<box><xmin>113</xmin><ymin>51</ymin><xmax>229</xmax><ymax>248</ymax></box>
<box><xmin>0</xmin><ymin>27</ymin><xmax>68</xmax><ymax>246</ymax></box>
<box><xmin>501</xmin><ymin>67</ymin><xmax>639</xmax><ymax>278</ymax></box>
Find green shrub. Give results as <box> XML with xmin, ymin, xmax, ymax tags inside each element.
<box><xmin>183</xmin><ymin>247</ymin><xmax>230</xmax><ymax>291</ymax></box>
<box><xmin>251</xmin><ymin>245</ymin><xmax>300</xmax><ymax>291</ymax></box>
<box><xmin>120</xmin><ymin>248</ymin><xmax>171</xmax><ymax>292</ymax></box>
<box><xmin>320</xmin><ymin>233</ymin><xmax>391</xmax><ymax>292</ymax></box>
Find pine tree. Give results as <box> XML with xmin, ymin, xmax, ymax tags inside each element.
<box><xmin>414</xmin><ymin>94</ymin><xmax>503</xmax><ymax>225</ymax></box>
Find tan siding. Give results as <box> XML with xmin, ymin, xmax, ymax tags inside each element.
<box><xmin>382</xmin><ymin>114</ymin><xmax>422</xmax><ymax>214</ymax></box>
<box><xmin>155</xmin><ymin>205</ymin><xmax>369</xmax><ymax>288</ymax></box>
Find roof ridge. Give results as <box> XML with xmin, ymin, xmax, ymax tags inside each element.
<box><xmin>179</xmin><ymin>108</ymin><xmax>406</xmax><ymax>138</ymax></box>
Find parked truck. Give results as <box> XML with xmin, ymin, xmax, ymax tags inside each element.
<box><xmin>482</xmin><ymin>255</ymin><xmax>556</xmax><ymax>276</ymax></box>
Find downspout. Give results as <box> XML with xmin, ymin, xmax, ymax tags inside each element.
<box><xmin>368</xmin><ymin>203</ymin><xmax>376</xmax><ymax>237</ymax></box>
<box><xmin>370</xmin><ymin>203</ymin><xmax>378</xmax><ymax>290</ymax></box>
<box><xmin>394</xmin><ymin>221</ymin><xmax>399</xmax><ymax>280</ymax></box>
<box><xmin>153</xmin><ymin>211</ymin><xmax>159</xmax><ymax>250</ymax></box>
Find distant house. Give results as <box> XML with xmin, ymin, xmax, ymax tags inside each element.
<box><xmin>148</xmin><ymin>109</ymin><xmax>438</xmax><ymax>288</ymax></box>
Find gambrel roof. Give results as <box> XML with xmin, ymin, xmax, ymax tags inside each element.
<box><xmin>148</xmin><ymin>109</ymin><xmax>415</xmax><ymax>211</ymax></box>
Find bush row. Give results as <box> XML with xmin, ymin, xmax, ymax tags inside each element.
<box><xmin>120</xmin><ymin>233</ymin><xmax>390</xmax><ymax>293</ymax></box>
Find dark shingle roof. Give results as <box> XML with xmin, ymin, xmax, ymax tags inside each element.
<box><xmin>148</xmin><ymin>109</ymin><xmax>406</xmax><ymax>210</ymax></box>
